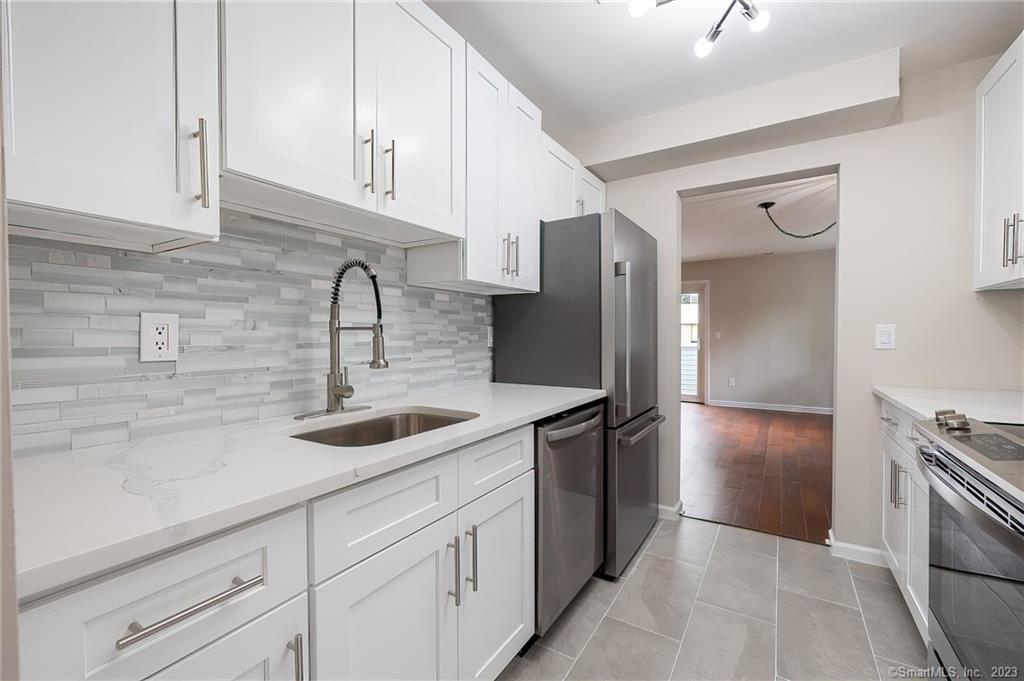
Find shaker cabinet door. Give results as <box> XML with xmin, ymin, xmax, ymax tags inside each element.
<box><xmin>361</xmin><ymin>1</ymin><xmax>466</xmax><ymax>239</ymax></box>
<box><xmin>313</xmin><ymin>514</ymin><xmax>459</xmax><ymax>681</ymax></box>
<box><xmin>503</xmin><ymin>86</ymin><xmax>543</xmax><ymax>292</ymax></box>
<box><xmin>881</xmin><ymin>436</ymin><xmax>908</xmax><ymax>586</ymax></box>
<box><xmin>221</xmin><ymin>0</ymin><xmax>372</xmax><ymax>211</ymax></box>
<box><xmin>538</xmin><ymin>133</ymin><xmax>578</xmax><ymax>222</ymax></box>
<box><xmin>457</xmin><ymin>472</ymin><xmax>535</xmax><ymax>681</ymax></box>
<box><xmin>1</xmin><ymin>0</ymin><xmax>219</xmax><ymax>239</ymax></box>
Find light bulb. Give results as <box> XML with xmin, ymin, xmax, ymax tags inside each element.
<box><xmin>694</xmin><ymin>36</ymin><xmax>714</xmax><ymax>58</ymax></box>
<box><xmin>628</xmin><ymin>0</ymin><xmax>656</xmax><ymax>18</ymax></box>
<box><xmin>748</xmin><ymin>8</ymin><xmax>770</xmax><ymax>32</ymax></box>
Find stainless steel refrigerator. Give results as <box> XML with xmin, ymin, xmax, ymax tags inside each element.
<box><xmin>493</xmin><ymin>209</ymin><xmax>662</xmax><ymax>578</ymax></box>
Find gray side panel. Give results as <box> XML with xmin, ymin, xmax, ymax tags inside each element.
<box><xmin>493</xmin><ymin>215</ymin><xmax>603</xmax><ymax>388</ymax></box>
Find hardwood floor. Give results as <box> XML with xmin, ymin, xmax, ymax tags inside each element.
<box><xmin>680</xmin><ymin>403</ymin><xmax>833</xmax><ymax>545</ymax></box>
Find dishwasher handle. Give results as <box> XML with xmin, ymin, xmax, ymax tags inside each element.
<box><xmin>545</xmin><ymin>411</ymin><xmax>603</xmax><ymax>444</ymax></box>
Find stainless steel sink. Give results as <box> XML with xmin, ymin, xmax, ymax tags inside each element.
<box><xmin>291</xmin><ymin>409</ymin><xmax>478</xmax><ymax>447</ymax></box>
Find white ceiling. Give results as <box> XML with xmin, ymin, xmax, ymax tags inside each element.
<box><xmin>428</xmin><ymin>1</ymin><xmax>1023</xmax><ymax>142</ymax></box>
<box><xmin>681</xmin><ymin>175</ymin><xmax>837</xmax><ymax>262</ymax></box>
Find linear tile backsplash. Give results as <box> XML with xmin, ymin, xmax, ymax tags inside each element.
<box><xmin>8</xmin><ymin>211</ymin><xmax>492</xmax><ymax>455</ymax></box>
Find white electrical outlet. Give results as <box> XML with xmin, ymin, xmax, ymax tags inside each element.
<box><xmin>875</xmin><ymin>323</ymin><xmax>897</xmax><ymax>350</ymax></box>
<box><xmin>140</xmin><ymin>313</ymin><xmax>179</xmax><ymax>362</ymax></box>
<box><xmin>728</xmin><ymin>377</ymin><xmax>736</xmax><ymax>387</ymax></box>
<box><xmin>715</xmin><ymin>331</ymin><xmax>722</xmax><ymax>340</ymax></box>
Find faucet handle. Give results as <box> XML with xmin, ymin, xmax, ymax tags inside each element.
<box><xmin>338</xmin><ymin>384</ymin><xmax>355</xmax><ymax>399</ymax></box>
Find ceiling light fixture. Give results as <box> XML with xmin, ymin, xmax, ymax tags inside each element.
<box><xmin>630</xmin><ymin>0</ymin><xmax>771</xmax><ymax>58</ymax></box>
<box><xmin>757</xmin><ymin>201</ymin><xmax>836</xmax><ymax>239</ymax></box>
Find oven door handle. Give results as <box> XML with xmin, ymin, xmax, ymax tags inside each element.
<box><xmin>917</xmin><ymin>449</ymin><xmax>1024</xmax><ymax>554</ymax></box>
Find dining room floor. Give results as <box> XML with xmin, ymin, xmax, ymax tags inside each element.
<box><xmin>498</xmin><ymin>517</ymin><xmax>928</xmax><ymax>681</ymax></box>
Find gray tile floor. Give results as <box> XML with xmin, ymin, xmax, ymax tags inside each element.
<box><xmin>500</xmin><ymin>517</ymin><xmax>928</xmax><ymax>681</ymax></box>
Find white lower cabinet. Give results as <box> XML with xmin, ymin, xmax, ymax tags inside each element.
<box><xmin>151</xmin><ymin>595</ymin><xmax>308</xmax><ymax>681</ymax></box>
<box><xmin>877</xmin><ymin>398</ymin><xmax>929</xmax><ymax>642</ymax></box>
<box><xmin>313</xmin><ymin>514</ymin><xmax>459</xmax><ymax>681</ymax></box>
<box><xmin>457</xmin><ymin>472</ymin><xmax>535</xmax><ymax>681</ymax></box>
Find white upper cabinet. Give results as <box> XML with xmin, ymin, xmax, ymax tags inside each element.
<box><xmin>574</xmin><ymin>165</ymin><xmax>606</xmax><ymax>217</ymax></box>
<box><xmin>359</xmin><ymin>1</ymin><xmax>466</xmax><ymax>240</ymax></box>
<box><xmin>464</xmin><ymin>45</ymin><xmax>509</xmax><ymax>288</ymax></box>
<box><xmin>221</xmin><ymin>0</ymin><xmax>370</xmax><ymax>211</ymax></box>
<box><xmin>975</xmin><ymin>31</ymin><xmax>1024</xmax><ymax>290</ymax></box>
<box><xmin>538</xmin><ymin>133</ymin><xmax>579</xmax><ymax>222</ymax></box>
<box><xmin>1</xmin><ymin>0</ymin><xmax>219</xmax><ymax>252</ymax></box>
<box><xmin>406</xmin><ymin>44</ymin><xmax>541</xmax><ymax>294</ymax></box>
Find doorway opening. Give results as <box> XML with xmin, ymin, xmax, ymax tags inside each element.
<box><xmin>678</xmin><ymin>170</ymin><xmax>838</xmax><ymax>545</ymax></box>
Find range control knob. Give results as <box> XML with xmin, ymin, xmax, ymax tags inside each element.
<box><xmin>935</xmin><ymin>409</ymin><xmax>957</xmax><ymax>425</ymax></box>
<box><xmin>944</xmin><ymin>416</ymin><xmax>971</xmax><ymax>432</ymax></box>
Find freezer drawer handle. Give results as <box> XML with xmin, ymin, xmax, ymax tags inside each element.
<box><xmin>545</xmin><ymin>412</ymin><xmax>603</xmax><ymax>443</ymax></box>
<box><xmin>617</xmin><ymin>414</ymin><xmax>665</xmax><ymax>447</ymax></box>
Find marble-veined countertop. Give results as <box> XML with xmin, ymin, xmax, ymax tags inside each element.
<box><xmin>14</xmin><ymin>383</ymin><xmax>606</xmax><ymax>602</ymax></box>
<box><xmin>872</xmin><ymin>386</ymin><xmax>1023</xmax><ymax>425</ymax></box>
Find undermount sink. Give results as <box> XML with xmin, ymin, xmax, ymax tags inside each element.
<box><xmin>291</xmin><ymin>408</ymin><xmax>479</xmax><ymax>447</ymax></box>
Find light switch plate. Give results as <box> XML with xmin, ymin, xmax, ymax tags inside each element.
<box><xmin>140</xmin><ymin>312</ymin><xmax>179</xmax><ymax>362</ymax></box>
<box><xmin>714</xmin><ymin>331</ymin><xmax>722</xmax><ymax>340</ymax></box>
<box><xmin>875</xmin><ymin>323</ymin><xmax>896</xmax><ymax>350</ymax></box>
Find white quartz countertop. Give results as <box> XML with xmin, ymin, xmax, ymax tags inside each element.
<box><xmin>14</xmin><ymin>383</ymin><xmax>605</xmax><ymax>602</ymax></box>
<box><xmin>872</xmin><ymin>386</ymin><xmax>1024</xmax><ymax>425</ymax></box>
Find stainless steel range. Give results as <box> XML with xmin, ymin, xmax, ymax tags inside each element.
<box><xmin>913</xmin><ymin>411</ymin><xmax>1024</xmax><ymax>680</ymax></box>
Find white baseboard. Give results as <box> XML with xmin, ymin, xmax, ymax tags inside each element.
<box><xmin>828</xmin><ymin>529</ymin><xmax>887</xmax><ymax>566</ymax></box>
<box><xmin>706</xmin><ymin>399</ymin><xmax>834</xmax><ymax>415</ymax></box>
<box><xmin>658</xmin><ymin>500</ymin><xmax>683</xmax><ymax>519</ymax></box>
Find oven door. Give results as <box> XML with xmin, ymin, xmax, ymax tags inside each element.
<box><xmin>921</xmin><ymin>449</ymin><xmax>1024</xmax><ymax>680</ymax></box>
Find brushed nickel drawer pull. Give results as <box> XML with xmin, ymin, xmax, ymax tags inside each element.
<box><xmin>191</xmin><ymin>117</ymin><xmax>210</xmax><ymax>208</ymax></box>
<box><xmin>466</xmin><ymin>525</ymin><xmax>479</xmax><ymax>592</ymax></box>
<box><xmin>287</xmin><ymin>633</ymin><xmax>305</xmax><ymax>681</ymax></box>
<box><xmin>448</xmin><ymin>536</ymin><xmax>461</xmax><ymax>606</ymax></box>
<box><xmin>115</xmin><ymin>574</ymin><xmax>263</xmax><ymax>650</ymax></box>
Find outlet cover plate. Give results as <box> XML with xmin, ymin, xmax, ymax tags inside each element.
<box><xmin>140</xmin><ymin>312</ymin><xmax>179</xmax><ymax>362</ymax></box>
<box><xmin>875</xmin><ymin>323</ymin><xmax>896</xmax><ymax>350</ymax></box>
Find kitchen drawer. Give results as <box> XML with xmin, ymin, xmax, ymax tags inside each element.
<box><xmin>310</xmin><ymin>453</ymin><xmax>458</xmax><ymax>582</ymax></box>
<box><xmin>457</xmin><ymin>425</ymin><xmax>535</xmax><ymax>506</ymax></box>
<box><xmin>150</xmin><ymin>594</ymin><xmax>307</xmax><ymax>680</ymax></box>
<box><xmin>19</xmin><ymin>508</ymin><xmax>306</xmax><ymax>680</ymax></box>
<box><xmin>880</xmin><ymin>400</ymin><xmax>926</xmax><ymax>454</ymax></box>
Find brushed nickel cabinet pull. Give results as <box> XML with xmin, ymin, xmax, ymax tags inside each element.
<box><xmin>501</xmin><ymin>234</ymin><xmax>510</xmax><ymax>274</ymax></box>
<box><xmin>1003</xmin><ymin>217</ymin><xmax>1012</xmax><ymax>267</ymax></box>
<box><xmin>363</xmin><ymin>129</ymin><xmax>376</xmax><ymax>193</ymax></box>
<box><xmin>191</xmin><ymin>117</ymin><xmax>210</xmax><ymax>208</ymax></box>
<box><xmin>890</xmin><ymin>459</ymin><xmax>896</xmax><ymax>507</ymax></box>
<box><xmin>115</xmin><ymin>574</ymin><xmax>263</xmax><ymax>650</ymax></box>
<box><xmin>384</xmin><ymin>140</ymin><xmax>396</xmax><ymax>199</ymax></box>
<box><xmin>466</xmin><ymin>525</ymin><xmax>479</xmax><ymax>592</ymax></box>
<box><xmin>576</xmin><ymin>198</ymin><xmax>584</xmax><ymax>216</ymax></box>
<box><xmin>287</xmin><ymin>633</ymin><xmax>305</xmax><ymax>681</ymax></box>
<box><xmin>513</xmin><ymin>236</ymin><xmax>520</xmax><ymax>276</ymax></box>
<box><xmin>1013</xmin><ymin>212</ymin><xmax>1022</xmax><ymax>265</ymax></box>
<box><xmin>448</xmin><ymin>536</ymin><xmax>461</xmax><ymax>606</ymax></box>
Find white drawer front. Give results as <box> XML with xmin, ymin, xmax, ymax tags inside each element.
<box><xmin>880</xmin><ymin>400</ymin><xmax>925</xmax><ymax>453</ymax></box>
<box><xmin>19</xmin><ymin>508</ymin><xmax>307</xmax><ymax>680</ymax></box>
<box><xmin>457</xmin><ymin>425</ymin><xmax>534</xmax><ymax>506</ymax></box>
<box><xmin>311</xmin><ymin>453</ymin><xmax>458</xmax><ymax>582</ymax></box>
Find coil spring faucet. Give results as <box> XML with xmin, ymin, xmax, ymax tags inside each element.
<box><xmin>296</xmin><ymin>259</ymin><xmax>388</xmax><ymax>420</ymax></box>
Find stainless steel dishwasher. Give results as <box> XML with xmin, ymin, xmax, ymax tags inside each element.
<box><xmin>535</xmin><ymin>402</ymin><xmax>605</xmax><ymax>636</ymax></box>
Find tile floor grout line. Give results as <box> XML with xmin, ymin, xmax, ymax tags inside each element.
<box><xmin>561</xmin><ymin>546</ymin><xmax>632</xmax><ymax>680</ymax></box>
<box><xmin>603</xmin><ymin>615</ymin><xmax>683</xmax><ymax>644</ymax></box>
<box><xmin>846</xmin><ymin>558</ymin><xmax>884</xmax><ymax>681</ymax></box>
<box><xmin>777</xmin><ymin>584</ymin><xmax>866</xmax><ymax>613</ymax></box>
<box><xmin>666</xmin><ymin>524</ymin><xmax>720</xmax><ymax>681</ymax></box>
<box><xmin>533</xmin><ymin>642</ymin><xmax>577</xmax><ymax>663</ymax></box>
<box><xmin>774</xmin><ymin>535</ymin><xmax>780</xmax><ymax>681</ymax></box>
<box><xmin>691</xmin><ymin>598</ymin><xmax>777</xmax><ymax>628</ymax></box>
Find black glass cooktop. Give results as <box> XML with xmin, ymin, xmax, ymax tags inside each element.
<box><xmin>952</xmin><ymin>433</ymin><xmax>1024</xmax><ymax>461</ymax></box>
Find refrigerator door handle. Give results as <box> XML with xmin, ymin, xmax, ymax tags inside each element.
<box><xmin>617</xmin><ymin>413</ymin><xmax>665</xmax><ymax>447</ymax></box>
<box><xmin>614</xmin><ymin>260</ymin><xmax>632</xmax><ymax>420</ymax></box>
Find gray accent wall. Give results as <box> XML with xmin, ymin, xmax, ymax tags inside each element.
<box><xmin>8</xmin><ymin>210</ymin><xmax>492</xmax><ymax>455</ymax></box>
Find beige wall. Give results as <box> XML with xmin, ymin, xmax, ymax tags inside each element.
<box><xmin>683</xmin><ymin>250</ymin><xmax>836</xmax><ymax>411</ymax></box>
<box><xmin>602</xmin><ymin>55</ymin><xmax>1024</xmax><ymax>548</ymax></box>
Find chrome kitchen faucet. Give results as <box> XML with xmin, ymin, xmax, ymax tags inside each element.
<box><xmin>296</xmin><ymin>259</ymin><xmax>388</xmax><ymax>420</ymax></box>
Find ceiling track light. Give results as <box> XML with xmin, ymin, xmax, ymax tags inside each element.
<box><xmin>629</xmin><ymin>0</ymin><xmax>770</xmax><ymax>58</ymax></box>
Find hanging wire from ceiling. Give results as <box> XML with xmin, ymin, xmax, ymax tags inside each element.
<box><xmin>757</xmin><ymin>201</ymin><xmax>837</xmax><ymax>240</ymax></box>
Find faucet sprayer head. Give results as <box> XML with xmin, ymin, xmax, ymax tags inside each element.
<box><xmin>370</xmin><ymin>324</ymin><xmax>389</xmax><ymax>369</ymax></box>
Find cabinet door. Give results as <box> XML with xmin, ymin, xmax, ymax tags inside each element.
<box><xmin>222</xmin><ymin>0</ymin><xmax>372</xmax><ymax>212</ymax></box>
<box><xmin>975</xmin><ymin>33</ymin><xmax>1024</xmax><ymax>289</ymax></box>
<box><xmin>538</xmin><ymin>134</ymin><xmax>578</xmax><ymax>222</ymax></box>
<box><xmin>465</xmin><ymin>45</ymin><xmax>508</xmax><ymax>287</ymax></box>
<box><xmin>504</xmin><ymin>86</ymin><xmax>543</xmax><ymax>292</ymax></box>
<box><xmin>905</xmin><ymin>469</ymin><xmax>929</xmax><ymax>638</ymax></box>
<box><xmin>458</xmin><ymin>472</ymin><xmax>535</xmax><ymax>681</ymax></box>
<box><xmin>151</xmin><ymin>595</ymin><xmax>307</xmax><ymax>681</ymax></box>
<box><xmin>361</xmin><ymin>1</ymin><xmax>466</xmax><ymax>239</ymax></box>
<box><xmin>881</xmin><ymin>435</ymin><xmax>908</xmax><ymax>586</ymax></box>
<box><xmin>1</xmin><ymin>0</ymin><xmax>218</xmax><ymax>238</ymax></box>
<box><xmin>313</xmin><ymin>514</ymin><xmax>458</xmax><ymax>681</ymax></box>
<box><xmin>574</xmin><ymin>166</ymin><xmax>606</xmax><ymax>217</ymax></box>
